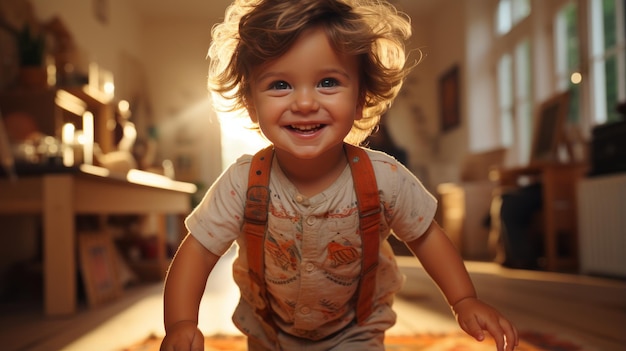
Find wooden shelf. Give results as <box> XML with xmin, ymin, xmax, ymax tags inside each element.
<box><xmin>0</xmin><ymin>86</ymin><xmax>115</xmax><ymax>153</ymax></box>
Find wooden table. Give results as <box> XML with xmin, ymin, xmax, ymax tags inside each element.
<box><xmin>0</xmin><ymin>165</ymin><xmax>196</xmax><ymax>315</ymax></box>
<box><xmin>497</xmin><ymin>162</ymin><xmax>588</xmax><ymax>271</ymax></box>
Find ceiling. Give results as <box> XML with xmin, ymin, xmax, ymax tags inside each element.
<box><xmin>129</xmin><ymin>0</ymin><xmax>441</xmax><ymax>21</ymax></box>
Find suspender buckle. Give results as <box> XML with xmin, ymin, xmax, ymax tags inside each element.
<box><xmin>360</xmin><ymin>207</ymin><xmax>381</xmax><ymax>219</ymax></box>
<box><xmin>244</xmin><ymin>185</ymin><xmax>270</xmax><ymax>226</ymax></box>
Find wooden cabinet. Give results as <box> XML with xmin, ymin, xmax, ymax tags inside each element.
<box><xmin>0</xmin><ymin>87</ymin><xmax>114</xmax><ymax>153</ymax></box>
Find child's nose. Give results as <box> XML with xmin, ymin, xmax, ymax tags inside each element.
<box><xmin>292</xmin><ymin>88</ymin><xmax>319</xmax><ymax>113</ymax></box>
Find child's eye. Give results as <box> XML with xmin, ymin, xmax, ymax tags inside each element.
<box><xmin>318</xmin><ymin>78</ymin><xmax>339</xmax><ymax>88</ymax></box>
<box><xmin>269</xmin><ymin>81</ymin><xmax>291</xmax><ymax>90</ymax></box>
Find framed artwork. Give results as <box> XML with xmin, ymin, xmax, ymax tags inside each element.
<box><xmin>439</xmin><ymin>65</ymin><xmax>461</xmax><ymax>132</ymax></box>
<box><xmin>78</xmin><ymin>231</ymin><xmax>122</xmax><ymax>307</ymax></box>
<box><xmin>530</xmin><ymin>90</ymin><xmax>570</xmax><ymax>165</ymax></box>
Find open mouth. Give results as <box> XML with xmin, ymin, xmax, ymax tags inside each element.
<box><xmin>288</xmin><ymin>124</ymin><xmax>325</xmax><ymax>133</ymax></box>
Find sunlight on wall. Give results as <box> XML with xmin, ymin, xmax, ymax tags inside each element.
<box><xmin>218</xmin><ymin>111</ymin><xmax>270</xmax><ymax>170</ymax></box>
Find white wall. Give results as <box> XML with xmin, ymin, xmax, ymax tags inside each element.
<box><xmin>387</xmin><ymin>0</ymin><xmax>470</xmax><ymax>190</ymax></box>
<box><xmin>466</xmin><ymin>0</ymin><xmax>500</xmax><ymax>153</ymax></box>
<box><xmin>140</xmin><ymin>17</ymin><xmax>222</xmax><ymax>186</ymax></box>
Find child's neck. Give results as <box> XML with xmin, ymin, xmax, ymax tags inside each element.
<box><xmin>274</xmin><ymin>146</ymin><xmax>348</xmax><ymax>197</ymax></box>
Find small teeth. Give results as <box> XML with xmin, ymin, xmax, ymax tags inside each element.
<box><xmin>290</xmin><ymin>124</ymin><xmax>321</xmax><ymax>131</ymax></box>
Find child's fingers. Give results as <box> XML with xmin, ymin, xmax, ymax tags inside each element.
<box><xmin>500</xmin><ymin>317</ymin><xmax>519</xmax><ymax>351</ymax></box>
<box><xmin>482</xmin><ymin>316</ymin><xmax>518</xmax><ymax>351</ymax></box>
<box><xmin>458</xmin><ymin>314</ymin><xmax>486</xmax><ymax>341</ymax></box>
<box><xmin>484</xmin><ymin>321</ymin><xmax>507</xmax><ymax>351</ymax></box>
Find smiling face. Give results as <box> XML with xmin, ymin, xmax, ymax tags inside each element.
<box><xmin>246</xmin><ymin>26</ymin><xmax>363</xmax><ymax>160</ymax></box>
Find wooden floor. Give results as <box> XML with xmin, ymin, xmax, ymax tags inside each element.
<box><xmin>1</xmin><ymin>248</ymin><xmax>625</xmax><ymax>351</ymax></box>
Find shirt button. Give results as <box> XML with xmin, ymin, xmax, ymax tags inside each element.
<box><xmin>300</xmin><ymin>306</ymin><xmax>311</xmax><ymax>314</ymax></box>
<box><xmin>305</xmin><ymin>262</ymin><xmax>315</xmax><ymax>272</ymax></box>
<box><xmin>306</xmin><ymin>216</ymin><xmax>316</xmax><ymax>226</ymax></box>
<box><xmin>295</xmin><ymin>194</ymin><xmax>304</xmax><ymax>203</ymax></box>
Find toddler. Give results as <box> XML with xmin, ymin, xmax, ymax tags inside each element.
<box><xmin>160</xmin><ymin>1</ymin><xmax>518</xmax><ymax>350</ymax></box>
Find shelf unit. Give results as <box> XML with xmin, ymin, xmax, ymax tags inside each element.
<box><xmin>0</xmin><ymin>86</ymin><xmax>114</xmax><ymax>153</ymax></box>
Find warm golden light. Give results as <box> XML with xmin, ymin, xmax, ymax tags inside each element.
<box><xmin>218</xmin><ymin>110</ymin><xmax>270</xmax><ymax>170</ymax></box>
<box><xmin>56</xmin><ymin>90</ymin><xmax>87</xmax><ymax>116</ymax></box>
<box><xmin>104</xmin><ymin>81</ymin><xmax>115</xmax><ymax>96</ymax></box>
<box><xmin>79</xmin><ymin>164</ymin><xmax>110</xmax><ymax>177</ymax></box>
<box><xmin>570</xmin><ymin>72</ymin><xmax>582</xmax><ymax>84</ymax></box>
<box><xmin>126</xmin><ymin>169</ymin><xmax>198</xmax><ymax>193</ymax></box>
<box><xmin>62</xmin><ymin>123</ymin><xmax>75</xmax><ymax>166</ymax></box>
<box><xmin>118</xmin><ymin>100</ymin><xmax>130</xmax><ymax>113</ymax></box>
<box><xmin>82</xmin><ymin>112</ymin><xmax>94</xmax><ymax>165</ymax></box>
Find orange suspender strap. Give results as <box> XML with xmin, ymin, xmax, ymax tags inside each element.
<box><xmin>242</xmin><ymin>143</ymin><xmax>381</xmax><ymax>327</ymax></box>
<box><xmin>242</xmin><ymin>145</ymin><xmax>275</xmax><ymax>329</ymax></box>
<box><xmin>344</xmin><ymin>144</ymin><xmax>381</xmax><ymax>325</ymax></box>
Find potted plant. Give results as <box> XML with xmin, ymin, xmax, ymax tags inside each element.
<box><xmin>0</xmin><ymin>19</ymin><xmax>47</xmax><ymax>89</ymax></box>
<box><xmin>15</xmin><ymin>24</ymin><xmax>47</xmax><ymax>88</ymax></box>
<box><xmin>17</xmin><ymin>24</ymin><xmax>45</xmax><ymax>67</ymax></box>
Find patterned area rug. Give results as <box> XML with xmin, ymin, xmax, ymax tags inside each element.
<box><xmin>124</xmin><ymin>331</ymin><xmax>584</xmax><ymax>351</ymax></box>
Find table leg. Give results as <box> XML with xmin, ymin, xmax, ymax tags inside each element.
<box><xmin>542</xmin><ymin>171</ymin><xmax>557</xmax><ymax>271</ymax></box>
<box><xmin>43</xmin><ymin>175</ymin><xmax>76</xmax><ymax>315</ymax></box>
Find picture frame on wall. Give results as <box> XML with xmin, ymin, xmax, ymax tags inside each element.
<box><xmin>529</xmin><ymin>90</ymin><xmax>570</xmax><ymax>165</ymax></box>
<box><xmin>78</xmin><ymin>231</ymin><xmax>122</xmax><ymax>307</ymax></box>
<box><xmin>439</xmin><ymin>65</ymin><xmax>461</xmax><ymax>132</ymax></box>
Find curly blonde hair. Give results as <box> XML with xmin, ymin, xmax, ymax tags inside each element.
<box><xmin>208</xmin><ymin>0</ymin><xmax>412</xmax><ymax>144</ymax></box>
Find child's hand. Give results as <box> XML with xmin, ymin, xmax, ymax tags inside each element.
<box><xmin>160</xmin><ymin>320</ymin><xmax>204</xmax><ymax>351</ymax></box>
<box><xmin>452</xmin><ymin>297</ymin><xmax>518</xmax><ymax>351</ymax></box>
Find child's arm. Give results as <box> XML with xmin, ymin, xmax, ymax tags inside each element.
<box><xmin>161</xmin><ymin>233</ymin><xmax>221</xmax><ymax>351</ymax></box>
<box><xmin>405</xmin><ymin>221</ymin><xmax>519</xmax><ymax>351</ymax></box>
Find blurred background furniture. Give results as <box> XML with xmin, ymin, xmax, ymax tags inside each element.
<box><xmin>578</xmin><ymin>173</ymin><xmax>626</xmax><ymax>278</ymax></box>
<box><xmin>437</xmin><ymin>148</ymin><xmax>506</xmax><ymax>261</ymax></box>
<box><xmin>0</xmin><ymin>166</ymin><xmax>196</xmax><ymax>316</ymax></box>
<box><xmin>490</xmin><ymin>91</ymin><xmax>589</xmax><ymax>272</ymax></box>
<box><xmin>578</xmin><ymin>111</ymin><xmax>626</xmax><ymax>278</ymax></box>
<box><xmin>495</xmin><ymin>163</ymin><xmax>588</xmax><ymax>271</ymax></box>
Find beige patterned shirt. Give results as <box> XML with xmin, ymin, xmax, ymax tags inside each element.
<box><xmin>186</xmin><ymin>148</ymin><xmax>437</xmax><ymax>341</ymax></box>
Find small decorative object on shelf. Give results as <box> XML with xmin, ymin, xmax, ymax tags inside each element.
<box><xmin>16</xmin><ymin>24</ymin><xmax>47</xmax><ymax>89</ymax></box>
<box><xmin>0</xmin><ymin>0</ymin><xmax>47</xmax><ymax>90</ymax></box>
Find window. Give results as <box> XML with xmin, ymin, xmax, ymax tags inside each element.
<box><xmin>555</xmin><ymin>1</ymin><xmax>582</xmax><ymax>124</ymax></box>
<box><xmin>498</xmin><ymin>54</ymin><xmax>514</xmax><ymax>147</ymax></box>
<box><xmin>514</xmin><ymin>40</ymin><xmax>533</xmax><ymax>163</ymax></box>
<box><xmin>496</xmin><ymin>0</ymin><xmax>531</xmax><ymax>35</ymax></box>
<box><xmin>489</xmin><ymin>0</ymin><xmax>623</xmax><ymax>167</ymax></box>
<box><xmin>588</xmin><ymin>0</ymin><xmax>626</xmax><ymax>124</ymax></box>
<box><xmin>495</xmin><ymin>0</ymin><xmax>532</xmax><ymax>165</ymax></box>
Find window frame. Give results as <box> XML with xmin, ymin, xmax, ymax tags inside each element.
<box><xmin>494</xmin><ymin>0</ymin><xmax>533</xmax><ymax>166</ymax></box>
<box><xmin>587</xmin><ymin>0</ymin><xmax>626</xmax><ymax>125</ymax></box>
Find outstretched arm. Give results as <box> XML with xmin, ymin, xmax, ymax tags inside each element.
<box><xmin>161</xmin><ymin>233</ymin><xmax>220</xmax><ymax>351</ymax></box>
<box><xmin>405</xmin><ymin>221</ymin><xmax>518</xmax><ymax>351</ymax></box>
